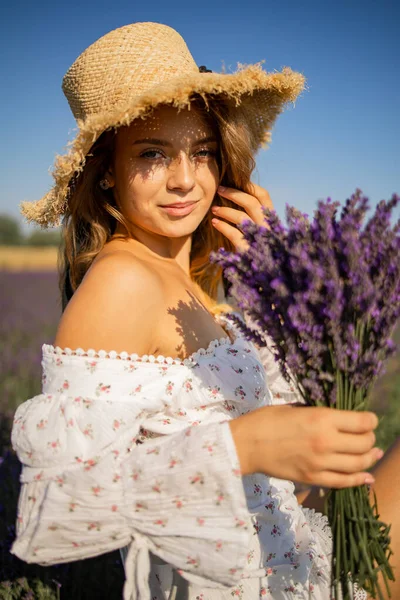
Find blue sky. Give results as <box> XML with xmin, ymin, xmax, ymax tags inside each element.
<box><xmin>1</xmin><ymin>0</ymin><xmax>399</xmax><ymax>234</ymax></box>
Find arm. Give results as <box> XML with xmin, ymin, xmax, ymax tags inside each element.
<box><xmin>12</xmin><ymin>404</ymin><xmax>251</xmax><ymax>593</ymax></box>
<box><xmin>228</xmin><ymin>405</ymin><xmax>328</xmax><ymax>510</ymax></box>
<box><xmin>14</xmin><ymin>390</ymin><xmax>321</xmax><ymax>595</ymax></box>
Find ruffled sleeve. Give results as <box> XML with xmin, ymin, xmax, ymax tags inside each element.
<box><xmin>10</xmin><ymin>345</ymin><xmax>253</xmax><ymax>600</ymax></box>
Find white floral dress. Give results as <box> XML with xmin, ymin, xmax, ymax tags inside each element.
<box><xmin>10</xmin><ymin>311</ymin><xmax>366</xmax><ymax>600</ymax></box>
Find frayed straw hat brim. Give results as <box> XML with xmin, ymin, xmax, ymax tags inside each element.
<box><xmin>20</xmin><ymin>61</ymin><xmax>306</xmax><ymax>228</ymax></box>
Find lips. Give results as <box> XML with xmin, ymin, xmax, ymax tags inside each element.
<box><xmin>160</xmin><ymin>202</ymin><xmax>199</xmax><ymax>216</ymax></box>
<box><xmin>162</xmin><ymin>201</ymin><xmax>198</xmax><ymax>208</ymax></box>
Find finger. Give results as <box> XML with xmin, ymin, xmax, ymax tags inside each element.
<box><xmin>211</xmin><ymin>206</ymin><xmax>253</xmax><ymax>228</ymax></box>
<box><xmin>335</xmin><ymin>431</ymin><xmax>376</xmax><ymax>454</ymax></box>
<box><xmin>333</xmin><ymin>410</ymin><xmax>379</xmax><ymax>433</ymax></box>
<box><xmin>312</xmin><ymin>470</ymin><xmax>375</xmax><ymax>490</ymax></box>
<box><xmin>211</xmin><ymin>218</ymin><xmax>249</xmax><ymax>253</ymax></box>
<box><xmin>217</xmin><ymin>187</ymin><xmax>270</xmax><ymax>228</ymax></box>
<box><xmin>247</xmin><ymin>182</ymin><xmax>274</xmax><ymax>209</ymax></box>
<box><xmin>321</xmin><ymin>447</ymin><xmax>382</xmax><ymax>474</ymax></box>
<box><xmin>218</xmin><ymin>185</ymin><xmax>271</xmax><ymax>210</ymax></box>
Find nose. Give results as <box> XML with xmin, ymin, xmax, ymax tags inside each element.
<box><xmin>166</xmin><ymin>152</ymin><xmax>196</xmax><ymax>192</ymax></box>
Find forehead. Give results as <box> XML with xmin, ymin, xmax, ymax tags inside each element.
<box><xmin>122</xmin><ymin>103</ymin><xmax>216</xmax><ymax>142</ymax></box>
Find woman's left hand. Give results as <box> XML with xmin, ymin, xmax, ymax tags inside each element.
<box><xmin>211</xmin><ymin>182</ymin><xmax>274</xmax><ymax>252</ymax></box>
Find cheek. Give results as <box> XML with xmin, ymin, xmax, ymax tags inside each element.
<box><xmin>119</xmin><ymin>175</ymin><xmax>163</xmax><ymax>220</ymax></box>
<box><xmin>196</xmin><ymin>160</ymin><xmax>219</xmax><ymax>188</ymax></box>
<box><xmin>142</xmin><ymin>168</ymin><xmax>167</xmax><ymax>183</ymax></box>
<box><xmin>119</xmin><ymin>168</ymin><xmax>165</xmax><ymax>204</ymax></box>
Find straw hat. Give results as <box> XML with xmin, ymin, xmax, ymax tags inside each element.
<box><xmin>20</xmin><ymin>21</ymin><xmax>307</xmax><ymax>228</ymax></box>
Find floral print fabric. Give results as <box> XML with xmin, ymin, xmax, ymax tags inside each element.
<box><xmin>10</xmin><ymin>311</ymin><xmax>365</xmax><ymax>599</ymax></box>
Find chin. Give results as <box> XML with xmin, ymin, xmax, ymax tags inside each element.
<box><xmin>162</xmin><ymin>222</ymin><xmax>203</xmax><ymax>237</ymax></box>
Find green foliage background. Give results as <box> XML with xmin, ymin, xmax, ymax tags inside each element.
<box><xmin>0</xmin><ymin>215</ymin><xmax>61</xmax><ymax>247</ymax></box>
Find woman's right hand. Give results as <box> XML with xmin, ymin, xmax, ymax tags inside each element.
<box><xmin>229</xmin><ymin>404</ymin><xmax>382</xmax><ymax>488</ymax></box>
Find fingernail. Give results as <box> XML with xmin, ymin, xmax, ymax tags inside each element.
<box><xmin>218</xmin><ymin>185</ymin><xmax>226</xmax><ymax>191</ymax></box>
<box><xmin>375</xmin><ymin>448</ymin><xmax>384</xmax><ymax>460</ymax></box>
<box><xmin>365</xmin><ymin>475</ymin><xmax>375</xmax><ymax>484</ymax></box>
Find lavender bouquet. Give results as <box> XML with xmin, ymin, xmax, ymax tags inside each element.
<box><xmin>210</xmin><ymin>189</ymin><xmax>399</xmax><ymax>599</ymax></box>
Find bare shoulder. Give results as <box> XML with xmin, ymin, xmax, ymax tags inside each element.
<box><xmin>53</xmin><ymin>251</ymin><xmax>163</xmax><ymax>355</ymax></box>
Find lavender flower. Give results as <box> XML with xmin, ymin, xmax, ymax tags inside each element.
<box><xmin>210</xmin><ymin>188</ymin><xmax>400</xmax><ymax>598</ymax></box>
<box><xmin>211</xmin><ymin>189</ymin><xmax>400</xmax><ymax>404</ymax></box>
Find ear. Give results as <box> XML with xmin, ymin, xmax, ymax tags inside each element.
<box><xmin>104</xmin><ymin>169</ymin><xmax>116</xmax><ymax>188</ymax></box>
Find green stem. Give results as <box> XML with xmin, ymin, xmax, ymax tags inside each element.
<box><xmin>337</xmin><ymin>369</ymin><xmax>344</xmax><ymax>410</ymax></box>
<box><xmin>344</xmin><ymin>373</ymin><xmax>349</xmax><ymax>411</ymax></box>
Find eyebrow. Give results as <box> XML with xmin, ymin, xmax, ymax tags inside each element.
<box><xmin>132</xmin><ymin>136</ymin><xmax>218</xmax><ymax>147</ymax></box>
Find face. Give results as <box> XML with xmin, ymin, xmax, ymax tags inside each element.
<box><xmin>108</xmin><ymin>104</ymin><xmax>220</xmax><ymax>244</ymax></box>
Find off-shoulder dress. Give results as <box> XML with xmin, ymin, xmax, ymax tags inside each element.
<box><xmin>10</xmin><ymin>311</ymin><xmax>367</xmax><ymax>600</ymax></box>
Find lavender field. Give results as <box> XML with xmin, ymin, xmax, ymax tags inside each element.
<box><xmin>1</xmin><ymin>270</ymin><xmax>399</xmax><ymax>599</ymax></box>
<box><xmin>0</xmin><ymin>271</ymin><xmax>124</xmax><ymax>600</ymax></box>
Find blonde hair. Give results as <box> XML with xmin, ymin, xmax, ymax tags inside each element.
<box><xmin>58</xmin><ymin>94</ymin><xmax>257</xmax><ymax>316</ymax></box>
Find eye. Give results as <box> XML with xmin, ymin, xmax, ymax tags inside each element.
<box><xmin>139</xmin><ymin>149</ymin><xmax>165</xmax><ymax>159</ymax></box>
<box><xmin>139</xmin><ymin>148</ymin><xmax>217</xmax><ymax>160</ymax></box>
<box><xmin>195</xmin><ymin>148</ymin><xmax>217</xmax><ymax>158</ymax></box>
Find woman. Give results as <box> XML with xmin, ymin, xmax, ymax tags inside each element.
<box><xmin>11</xmin><ymin>22</ymin><xmax>399</xmax><ymax>600</ymax></box>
